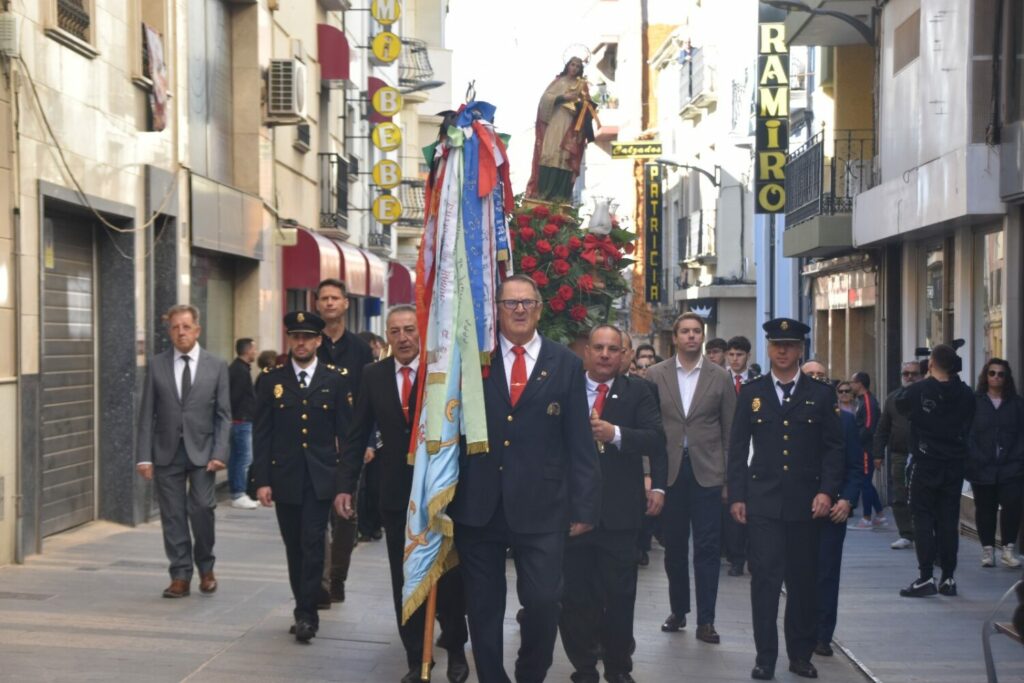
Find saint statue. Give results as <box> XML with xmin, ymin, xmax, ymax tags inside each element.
<box><xmin>526</xmin><ymin>56</ymin><xmax>598</xmax><ymax>204</ymax></box>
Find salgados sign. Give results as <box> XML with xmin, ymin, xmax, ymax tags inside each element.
<box><xmin>755</xmin><ymin>17</ymin><xmax>789</xmax><ymax>214</ymax></box>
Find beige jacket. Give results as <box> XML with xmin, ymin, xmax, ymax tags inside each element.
<box><xmin>646</xmin><ymin>356</ymin><xmax>736</xmax><ymax>488</ymax></box>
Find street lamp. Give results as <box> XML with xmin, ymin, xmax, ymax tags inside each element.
<box><xmin>761</xmin><ymin>0</ymin><xmax>875</xmax><ymax>46</ymax></box>
<box><xmin>656</xmin><ymin>158</ymin><xmax>721</xmax><ymax>188</ymax></box>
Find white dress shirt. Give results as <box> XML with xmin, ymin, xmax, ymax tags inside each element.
<box><xmin>174</xmin><ymin>344</ymin><xmax>201</xmax><ymax>400</ymax></box>
<box><xmin>770</xmin><ymin>369</ymin><xmax>800</xmax><ymax>405</ymax></box>
<box><xmin>585</xmin><ymin>374</ymin><xmax>621</xmax><ymax>448</ymax></box>
<box><xmin>395</xmin><ymin>356</ymin><xmax>420</xmax><ymax>397</ymax></box>
<box><xmin>292</xmin><ymin>356</ymin><xmax>319</xmax><ymax>386</ymax></box>
<box><xmin>499</xmin><ymin>332</ymin><xmax>541</xmax><ymax>394</ymax></box>
<box><xmin>675</xmin><ymin>354</ymin><xmax>703</xmax><ymax>417</ymax></box>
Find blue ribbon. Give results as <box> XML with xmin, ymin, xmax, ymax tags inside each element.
<box><xmin>459</xmin><ymin>122</ymin><xmax>488</xmax><ymax>354</ymax></box>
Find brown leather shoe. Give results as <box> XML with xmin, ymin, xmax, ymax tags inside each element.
<box><xmin>162</xmin><ymin>579</ymin><xmax>190</xmax><ymax>598</ymax></box>
<box><xmin>199</xmin><ymin>572</ymin><xmax>217</xmax><ymax>594</ymax></box>
<box><xmin>696</xmin><ymin>623</ymin><xmax>720</xmax><ymax>644</ymax></box>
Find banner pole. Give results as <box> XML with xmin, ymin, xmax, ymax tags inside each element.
<box><xmin>420</xmin><ymin>583</ymin><xmax>439</xmax><ymax>681</ymax></box>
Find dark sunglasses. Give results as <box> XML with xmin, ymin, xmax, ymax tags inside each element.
<box><xmin>988</xmin><ymin>369</ymin><xmax>1006</xmax><ymax>378</ymax></box>
<box><xmin>901</xmin><ymin>371</ymin><xmax>920</xmax><ymax>378</ymax></box>
<box><xmin>837</xmin><ymin>388</ymin><xmax>852</xmax><ymax>394</ymax></box>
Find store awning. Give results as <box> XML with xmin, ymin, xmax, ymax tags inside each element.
<box><xmin>332</xmin><ymin>239</ymin><xmax>368</xmax><ymax>297</ymax></box>
<box><xmin>388</xmin><ymin>261</ymin><xmax>414</xmax><ymax>304</ymax></box>
<box><xmin>283</xmin><ymin>228</ymin><xmax>340</xmax><ymax>290</ymax></box>
<box><xmin>364</xmin><ymin>249</ymin><xmax>387</xmax><ymax>299</ymax></box>
<box><xmin>317</xmin><ymin>24</ymin><xmax>350</xmax><ymax>86</ymax></box>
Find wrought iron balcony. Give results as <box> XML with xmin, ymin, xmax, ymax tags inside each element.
<box><xmin>400</xmin><ymin>38</ymin><xmax>434</xmax><ymax>88</ymax></box>
<box><xmin>368</xmin><ymin>230</ymin><xmax>392</xmax><ymax>253</ymax></box>
<box><xmin>58</xmin><ymin>0</ymin><xmax>91</xmax><ymax>41</ymax></box>
<box><xmin>679</xmin><ymin>47</ymin><xmax>716</xmax><ymax>117</ymax></box>
<box><xmin>319</xmin><ymin>153</ymin><xmax>349</xmax><ymax>232</ymax></box>
<box><xmin>785</xmin><ymin>129</ymin><xmax>876</xmax><ymax>228</ymax></box>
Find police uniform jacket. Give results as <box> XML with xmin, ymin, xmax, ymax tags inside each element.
<box><xmin>250</xmin><ymin>362</ymin><xmax>353</xmax><ymax>505</ymax></box>
<box><xmin>727</xmin><ymin>372</ymin><xmax>844</xmax><ymax>521</ymax></box>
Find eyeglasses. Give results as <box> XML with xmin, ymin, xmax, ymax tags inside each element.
<box><xmin>988</xmin><ymin>370</ymin><xmax>1006</xmax><ymax>378</ymax></box>
<box><xmin>497</xmin><ymin>299</ymin><xmax>541</xmax><ymax>311</ymax></box>
<box><xmin>837</xmin><ymin>388</ymin><xmax>852</xmax><ymax>394</ymax></box>
<box><xmin>901</xmin><ymin>371</ymin><xmax>920</xmax><ymax>378</ymax></box>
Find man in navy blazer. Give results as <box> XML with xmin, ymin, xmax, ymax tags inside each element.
<box><xmin>449</xmin><ymin>274</ymin><xmax>601</xmax><ymax>683</ymax></box>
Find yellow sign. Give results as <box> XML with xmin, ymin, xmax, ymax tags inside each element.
<box><xmin>371</xmin><ymin>32</ymin><xmax>402</xmax><ymax>64</ymax></box>
<box><xmin>611</xmin><ymin>141</ymin><xmax>663</xmax><ymax>159</ymax></box>
<box><xmin>371</xmin><ymin>0</ymin><xmax>401</xmax><ymax>25</ymax></box>
<box><xmin>371</xmin><ymin>86</ymin><xmax>404</xmax><ymax>118</ymax></box>
<box><xmin>372</xmin><ymin>194</ymin><xmax>403</xmax><ymax>224</ymax></box>
<box><xmin>371</xmin><ymin>122</ymin><xmax>402</xmax><ymax>151</ymax></box>
<box><xmin>372</xmin><ymin>159</ymin><xmax>402</xmax><ymax>189</ymax></box>
<box><xmin>755</xmin><ymin>22</ymin><xmax>789</xmax><ymax>214</ymax></box>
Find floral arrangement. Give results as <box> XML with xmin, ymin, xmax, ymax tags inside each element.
<box><xmin>508</xmin><ymin>198</ymin><xmax>635</xmax><ymax>344</ymax></box>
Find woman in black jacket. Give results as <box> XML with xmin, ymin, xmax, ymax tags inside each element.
<box><xmin>967</xmin><ymin>358</ymin><xmax>1024</xmax><ymax>568</ymax></box>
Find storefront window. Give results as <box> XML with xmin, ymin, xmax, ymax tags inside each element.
<box><xmin>922</xmin><ymin>243</ymin><xmax>945</xmax><ymax>348</ymax></box>
<box><xmin>191</xmin><ymin>251</ymin><xmax>236</xmax><ymax>362</ymax></box>
<box><xmin>974</xmin><ymin>230</ymin><xmax>1004</xmax><ymax>367</ymax></box>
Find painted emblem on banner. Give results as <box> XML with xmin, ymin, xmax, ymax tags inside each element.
<box><xmin>752</xmin><ymin>397</ymin><xmax>762</xmax><ymax>413</ymax></box>
<box><xmin>547</xmin><ymin>402</ymin><xmax>561</xmax><ymax>416</ymax></box>
<box><xmin>273</xmin><ymin>384</ymin><xmax>284</xmax><ymax>399</ymax></box>
<box><xmin>445</xmin><ymin>399</ymin><xmax>460</xmax><ymax>422</ymax></box>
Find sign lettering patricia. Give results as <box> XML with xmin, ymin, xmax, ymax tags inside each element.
<box><xmin>644</xmin><ymin>163</ymin><xmax>663</xmax><ymax>303</ymax></box>
<box><xmin>611</xmin><ymin>141</ymin><xmax>662</xmax><ymax>159</ymax></box>
<box><xmin>755</xmin><ymin>21</ymin><xmax>789</xmax><ymax>214</ymax></box>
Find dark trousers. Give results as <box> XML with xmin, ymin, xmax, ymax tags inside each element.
<box><xmin>358</xmin><ymin>457</ymin><xmax>382</xmax><ymax>537</ymax></box>
<box><xmin>323</xmin><ymin>500</ymin><xmax>358</xmax><ymax>589</ymax></box>
<box><xmin>274</xmin><ymin>472</ymin><xmax>332</xmax><ymax>627</ymax></box>
<box><xmin>455</xmin><ymin>506</ymin><xmax>566</xmax><ymax>683</ymax></box>
<box><xmin>560</xmin><ymin>528</ymin><xmax>639</xmax><ymax>677</ymax></box>
<box><xmin>972</xmin><ymin>478</ymin><xmax>1024</xmax><ymax>548</ymax></box>
<box><xmin>859</xmin><ymin>456</ymin><xmax>883</xmax><ymax>517</ymax></box>
<box><xmin>747</xmin><ymin>515</ymin><xmax>820</xmax><ymax>668</ymax></box>
<box><xmin>382</xmin><ymin>510</ymin><xmax>468</xmax><ymax>669</ymax></box>
<box><xmin>722</xmin><ymin>502</ymin><xmax>747</xmax><ymax>569</ymax></box>
<box><xmin>890</xmin><ymin>452</ymin><xmax>914</xmax><ymax>540</ymax></box>
<box><xmin>154</xmin><ymin>441</ymin><xmax>216</xmax><ymax>580</ymax></box>
<box><xmin>636</xmin><ymin>515</ymin><xmax>657</xmax><ymax>553</ymax></box>
<box><xmin>816</xmin><ymin>520</ymin><xmax>847</xmax><ymax>645</ymax></box>
<box><xmin>663</xmin><ymin>458</ymin><xmax>722</xmax><ymax>625</ymax></box>
<box><xmin>909</xmin><ymin>458</ymin><xmax>964</xmax><ymax>579</ymax></box>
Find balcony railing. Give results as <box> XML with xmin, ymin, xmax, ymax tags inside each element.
<box><xmin>319</xmin><ymin>153</ymin><xmax>349</xmax><ymax>232</ymax></box>
<box><xmin>681</xmin><ymin>209</ymin><xmax>717</xmax><ymax>261</ymax></box>
<box><xmin>396</xmin><ymin>179</ymin><xmax>426</xmax><ymax>227</ymax></box>
<box><xmin>785</xmin><ymin>129</ymin><xmax>876</xmax><ymax>227</ymax></box>
<box><xmin>58</xmin><ymin>0</ymin><xmax>91</xmax><ymax>41</ymax></box>
<box><xmin>679</xmin><ymin>47</ymin><xmax>716</xmax><ymax>114</ymax></box>
<box><xmin>367</xmin><ymin>230</ymin><xmax>392</xmax><ymax>252</ymax></box>
<box><xmin>400</xmin><ymin>38</ymin><xmax>434</xmax><ymax>88</ymax></box>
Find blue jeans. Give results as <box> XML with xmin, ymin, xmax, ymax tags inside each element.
<box><xmin>229</xmin><ymin>422</ymin><xmax>253</xmax><ymax>497</ymax></box>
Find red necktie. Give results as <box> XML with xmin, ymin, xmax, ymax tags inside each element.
<box><xmin>510</xmin><ymin>346</ymin><xmax>527</xmax><ymax>406</ymax></box>
<box><xmin>734</xmin><ymin>374</ymin><xmax>742</xmax><ymax>395</ymax></box>
<box><xmin>400</xmin><ymin>367</ymin><xmax>413</xmax><ymax>421</ymax></box>
<box><xmin>593</xmin><ymin>383</ymin><xmax>610</xmax><ymax>416</ymax></box>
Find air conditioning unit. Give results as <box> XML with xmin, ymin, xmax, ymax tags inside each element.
<box><xmin>268</xmin><ymin>58</ymin><xmax>308</xmax><ymax>120</ymax></box>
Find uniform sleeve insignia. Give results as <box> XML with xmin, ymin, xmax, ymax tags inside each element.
<box><xmin>273</xmin><ymin>384</ymin><xmax>283</xmax><ymax>399</ymax></box>
<box><xmin>751</xmin><ymin>397</ymin><xmax>762</xmax><ymax>413</ymax></box>
<box><xmin>297</xmin><ymin>312</ymin><xmax>305</xmax><ymax>323</ymax></box>
<box><xmin>547</xmin><ymin>401</ymin><xmax>561</xmax><ymax>416</ymax></box>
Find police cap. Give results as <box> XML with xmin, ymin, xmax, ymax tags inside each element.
<box><xmin>763</xmin><ymin>317</ymin><xmax>810</xmax><ymax>342</ymax></box>
<box><xmin>284</xmin><ymin>310</ymin><xmax>325</xmax><ymax>335</ymax></box>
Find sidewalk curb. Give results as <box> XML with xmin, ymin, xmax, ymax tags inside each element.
<box><xmin>833</xmin><ymin>638</ymin><xmax>885</xmax><ymax>683</ymax></box>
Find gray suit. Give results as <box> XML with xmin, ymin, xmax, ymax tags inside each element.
<box><xmin>137</xmin><ymin>346</ymin><xmax>231</xmax><ymax>580</ymax></box>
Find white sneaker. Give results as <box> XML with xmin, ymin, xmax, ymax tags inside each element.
<box><xmin>231</xmin><ymin>495</ymin><xmax>260</xmax><ymax>510</ymax></box>
<box><xmin>891</xmin><ymin>538</ymin><xmax>913</xmax><ymax>550</ymax></box>
<box><xmin>1002</xmin><ymin>544</ymin><xmax>1022</xmax><ymax>568</ymax></box>
<box><xmin>851</xmin><ymin>518</ymin><xmax>874</xmax><ymax>530</ymax></box>
<box><xmin>872</xmin><ymin>515</ymin><xmax>888</xmax><ymax>527</ymax></box>
<box><xmin>981</xmin><ymin>546</ymin><xmax>995</xmax><ymax>567</ymax></box>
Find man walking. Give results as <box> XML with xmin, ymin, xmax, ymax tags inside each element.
<box><xmin>724</xmin><ymin>335</ymin><xmax>757</xmax><ymax>576</ymax></box>
<box><xmin>228</xmin><ymin>338</ymin><xmax>260</xmax><ymax>509</ymax></box>
<box><xmin>251</xmin><ymin>311</ymin><xmax>353</xmax><ymax>642</ymax></box>
<box><xmin>896</xmin><ymin>344</ymin><xmax>976</xmax><ymax>598</ymax></box>
<box><xmin>874</xmin><ymin>361</ymin><xmax>922</xmax><ymax>549</ymax></box>
<box><xmin>335</xmin><ymin>305</ymin><xmax>469</xmax><ymax>683</ymax></box>
<box><xmin>136</xmin><ymin>304</ymin><xmax>231</xmax><ymax>598</ymax></box>
<box><xmin>728</xmin><ymin>318</ymin><xmax>844</xmax><ymax>680</ymax></box>
<box><xmin>646</xmin><ymin>312</ymin><xmax>736</xmax><ymax>644</ymax></box>
<box><xmin>559</xmin><ymin>324</ymin><xmax>667</xmax><ymax>683</ymax></box>
<box><xmin>315</xmin><ymin>278</ymin><xmax>375</xmax><ymax>603</ymax></box>
<box><xmin>449</xmin><ymin>274</ymin><xmax>601</xmax><ymax>683</ymax></box>
<box><xmin>850</xmin><ymin>372</ymin><xmax>885</xmax><ymax>528</ymax></box>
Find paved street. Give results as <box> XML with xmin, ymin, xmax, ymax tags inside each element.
<box><xmin>0</xmin><ymin>501</ymin><xmax>1021</xmax><ymax>682</ymax></box>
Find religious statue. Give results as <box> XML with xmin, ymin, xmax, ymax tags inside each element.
<box><xmin>526</xmin><ymin>56</ymin><xmax>598</xmax><ymax>204</ymax></box>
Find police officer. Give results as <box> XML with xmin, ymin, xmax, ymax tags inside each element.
<box><xmin>250</xmin><ymin>311</ymin><xmax>353</xmax><ymax>643</ymax></box>
<box><xmin>727</xmin><ymin>318</ymin><xmax>844</xmax><ymax>680</ymax></box>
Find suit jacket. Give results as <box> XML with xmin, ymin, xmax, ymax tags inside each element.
<box><xmin>646</xmin><ymin>356</ymin><xmax>736</xmax><ymax>488</ymax></box>
<box><xmin>136</xmin><ymin>347</ymin><xmax>232</xmax><ymax>467</ymax></box>
<box><xmin>337</xmin><ymin>356</ymin><xmax>418</xmax><ymax>512</ymax></box>
<box><xmin>596</xmin><ymin>374</ymin><xmax>667</xmax><ymax>531</ymax></box>
<box><xmin>727</xmin><ymin>373</ymin><xmax>844</xmax><ymax>521</ymax></box>
<box><xmin>250</xmin><ymin>362</ymin><xmax>353</xmax><ymax>504</ymax></box>
<box><xmin>448</xmin><ymin>336</ymin><xmax>602</xmax><ymax>534</ymax></box>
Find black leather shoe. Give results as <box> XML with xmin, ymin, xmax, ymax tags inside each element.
<box><xmin>294</xmin><ymin>620</ymin><xmax>316</xmax><ymax>643</ymax></box>
<box><xmin>814</xmin><ymin>642</ymin><xmax>833</xmax><ymax>656</ymax></box>
<box><xmin>570</xmin><ymin>669</ymin><xmax>599</xmax><ymax>683</ymax></box>
<box><xmin>446</xmin><ymin>648</ymin><xmax>469</xmax><ymax>683</ymax></box>
<box><xmin>728</xmin><ymin>564</ymin><xmax>745</xmax><ymax>577</ymax></box>
<box><xmin>696</xmin><ymin>623</ymin><xmax>720</xmax><ymax>643</ymax></box>
<box><xmin>330</xmin><ymin>577</ymin><xmax>346</xmax><ymax>602</ymax></box>
<box><xmin>637</xmin><ymin>550</ymin><xmax>649</xmax><ymax>566</ymax></box>
<box><xmin>938</xmin><ymin>577</ymin><xmax>957</xmax><ymax>596</ymax></box>
<box><xmin>789</xmin><ymin>660</ymin><xmax>818</xmax><ymax>678</ymax></box>
<box><xmin>316</xmin><ymin>587</ymin><xmax>332</xmax><ymax>610</ymax></box>
<box><xmin>604</xmin><ymin>673</ymin><xmax>637</xmax><ymax>683</ymax></box>
<box><xmin>401</xmin><ymin>667</ymin><xmax>422</xmax><ymax>683</ymax></box>
<box><xmin>750</xmin><ymin>664</ymin><xmax>774</xmax><ymax>680</ymax></box>
<box><xmin>661</xmin><ymin>613</ymin><xmax>686</xmax><ymax>632</ymax></box>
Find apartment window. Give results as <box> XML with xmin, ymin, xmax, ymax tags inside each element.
<box><xmin>46</xmin><ymin>0</ymin><xmax>98</xmax><ymax>56</ymax></box>
<box><xmin>892</xmin><ymin>10</ymin><xmax>920</xmax><ymax>75</ymax></box>
<box><xmin>133</xmin><ymin>0</ymin><xmax>168</xmax><ymax>84</ymax></box>
<box><xmin>919</xmin><ymin>240</ymin><xmax>954</xmax><ymax>349</ymax></box>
